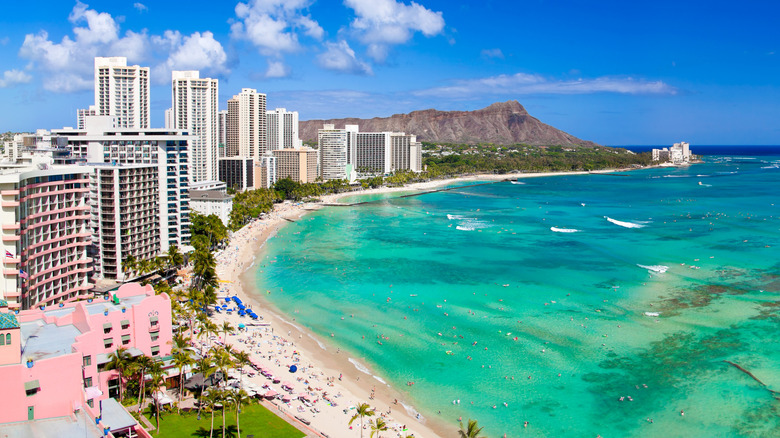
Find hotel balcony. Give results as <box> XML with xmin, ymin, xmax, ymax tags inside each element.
<box><xmin>1</xmin><ymin>200</ymin><xmax>20</xmax><ymax>207</ymax></box>
<box><xmin>2</xmin><ymin>235</ymin><xmax>20</xmax><ymax>242</ymax></box>
<box><xmin>3</xmin><ymin>268</ymin><xmax>18</xmax><ymax>276</ymax></box>
<box><xmin>4</xmin><ymin>289</ymin><xmax>21</xmax><ymax>298</ymax></box>
<box><xmin>3</xmin><ymin>257</ymin><xmax>20</xmax><ymax>264</ymax></box>
<box><xmin>1</xmin><ymin>189</ymin><xmax>20</xmax><ymax>196</ymax></box>
<box><xmin>2</xmin><ymin>223</ymin><xmax>20</xmax><ymax>230</ymax></box>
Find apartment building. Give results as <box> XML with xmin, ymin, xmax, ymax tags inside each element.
<box><xmin>94</xmin><ymin>57</ymin><xmax>150</xmax><ymax>129</ymax></box>
<box><xmin>267</xmin><ymin>108</ymin><xmax>301</xmax><ymax>150</ymax></box>
<box><xmin>76</xmin><ymin>105</ymin><xmax>96</xmax><ymax>130</ymax></box>
<box><xmin>218</xmin><ymin>157</ymin><xmax>255</xmax><ymax>191</ymax></box>
<box><xmin>226</xmin><ymin>88</ymin><xmax>266</xmax><ymax>160</ymax></box>
<box><xmin>255</xmin><ymin>153</ymin><xmax>277</xmax><ymax>189</ymax></box>
<box><xmin>0</xmin><ymin>166</ymin><xmax>93</xmax><ymax>310</ymax></box>
<box><xmin>272</xmin><ymin>148</ymin><xmax>318</xmax><ymax>183</ymax></box>
<box><xmin>171</xmin><ymin>71</ymin><xmax>219</xmax><ymax>183</ymax></box>
<box><xmin>318</xmin><ymin>124</ymin><xmax>357</xmax><ymax>181</ymax></box>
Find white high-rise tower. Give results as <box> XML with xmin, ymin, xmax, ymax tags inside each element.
<box><xmin>266</xmin><ymin>108</ymin><xmax>300</xmax><ymax>150</ymax></box>
<box><xmin>94</xmin><ymin>57</ymin><xmax>150</xmax><ymax>129</ymax></box>
<box><xmin>171</xmin><ymin>70</ymin><xmax>219</xmax><ymax>183</ymax></box>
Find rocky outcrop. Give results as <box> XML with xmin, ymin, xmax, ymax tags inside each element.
<box><xmin>300</xmin><ymin>101</ymin><xmax>598</xmax><ymax>146</ymax></box>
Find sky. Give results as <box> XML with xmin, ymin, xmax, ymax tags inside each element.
<box><xmin>0</xmin><ymin>0</ymin><xmax>778</xmax><ymax>145</ymax></box>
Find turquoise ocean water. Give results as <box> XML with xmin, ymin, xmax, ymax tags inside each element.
<box><xmin>252</xmin><ymin>150</ymin><xmax>780</xmax><ymax>437</ymax></box>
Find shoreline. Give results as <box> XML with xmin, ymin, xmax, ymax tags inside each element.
<box><xmin>209</xmin><ymin>168</ymin><xmax>652</xmax><ymax>437</ymax></box>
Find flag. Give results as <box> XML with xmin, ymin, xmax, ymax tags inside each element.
<box><xmin>5</xmin><ymin>250</ymin><xmax>12</xmax><ymax>258</ymax></box>
<box><xmin>19</xmin><ymin>269</ymin><xmax>28</xmax><ymax>280</ymax></box>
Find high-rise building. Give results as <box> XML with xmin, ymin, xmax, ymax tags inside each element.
<box><xmin>267</xmin><ymin>108</ymin><xmax>300</xmax><ymax>150</ymax></box>
<box><xmin>90</xmin><ymin>164</ymin><xmax>160</xmax><ymax>281</ymax></box>
<box><xmin>255</xmin><ymin>153</ymin><xmax>277</xmax><ymax>189</ymax></box>
<box><xmin>164</xmin><ymin>108</ymin><xmax>173</xmax><ymax>129</ymax></box>
<box><xmin>318</xmin><ymin>124</ymin><xmax>357</xmax><ymax>181</ymax></box>
<box><xmin>54</xmin><ymin>117</ymin><xmax>192</xmax><ymax>257</ymax></box>
<box><xmin>226</xmin><ymin>88</ymin><xmax>266</xmax><ymax>160</ymax></box>
<box><xmin>218</xmin><ymin>157</ymin><xmax>255</xmax><ymax>191</ymax></box>
<box><xmin>272</xmin><ymin>148</ymin><xmax>318</xmax><ymax>183</ymax></box>
<box><xmin>93</xmin><ymin>57</ymin><xmax>150</xmax><ymax>129</ymax></box>
<box><xmin>390</xmin><ymin>132</ymin><xmax>423</xmax><ymax>173</ymax></box>
<box><xmin>171</xmin><ymin>71</ymin><xmax>219</xmax><ymax>183</ymax></box>
<box><xmin>0</xmin><ymin>166</ymin><xmax>93</xmax><ymax>309</ymax></box>
<box><xmin>217</xmin><ymin>110</ymin><xmax>228</xmax><ymax>157</ymax></box>
<box><xmin>355</xmin><ymin>132</ymin><xmax>391</xmax><ymax>174</ymax></box>
<box><xmin>77</xmin><ymin>105</ymin><xmax>96</xmax><ymax>129</ymax></box>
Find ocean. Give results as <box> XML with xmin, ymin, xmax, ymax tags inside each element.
<box><xmin>250</xmin><ymin>147</ymin><xmax>780</xmax><ymax>437</ymax></box>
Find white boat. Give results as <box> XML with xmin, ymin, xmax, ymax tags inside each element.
<box><xmin>551</xmin><ymin>227</ymin><xmax>581</xmax><ymax>233</ymax></box>
<box><xmin>510</xmin><ymin>181</ymin><xmax>525</xmax><ymax>185</ymax></box>
<box><xmin>644</xmin><ymin>312</ymin><xmax>660</xmax><ymax>317</ymax></box>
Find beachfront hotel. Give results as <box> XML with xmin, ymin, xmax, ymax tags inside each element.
<box><xmin>226</xmin><ymin>88</ymin><xmax>267</xmax><ymax>160</ymax></box>
<box><xmin>272</xmin><ymin>147</ymin><xmax>319</xmax><ymax>184</ymax></box>
<box><xmin>266</xmin><ymin>108</ymin><xmax>301</xmax><ymax>150</ymax></box>
<box><xmin>218</xmin><ymin>156</ymin><xmax>255</xmax><ymax>191</ymax></box>
<box><xmin>0</xmin><ymin>282</ymin><xmax>171</xmax><ymax>435</ymax></box>
<box><xmin>94</xmin><ymin>57</ymin><xmax>150</xmax><ymax>129</ymax></box>
<box><xmin>53</xmin><ymin>117</ymin><xmax>193</xmax><ymax>254</ymax></box>
<box><xmin>189</xmin><ymin>190</ymin><xmax>233</xmax><ymax>226</ymax></box>
<box><xmin>317</xmin><ymin>124</ymin><xmax>423</xmax><ymax>181</ymax></box>
<box><xmin>170</xmin><ymin>70</ymin><xmax>220</xmax><ymax>184</ymax></box>
<box><xmin>0</xmin><ymin>165</ymin><xmax>93</xmax><ymax>310</ymax></box>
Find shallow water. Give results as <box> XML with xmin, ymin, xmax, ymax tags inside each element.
<box><xmin>252</xmin><ymin>154</ymin><xmax>780</xmax><ymax>437</ymax></box>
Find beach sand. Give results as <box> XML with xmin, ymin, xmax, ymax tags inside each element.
<box><xmin>205</xmin><ymin>170</ymin><xmax>635</xmax><ymax>438</ymax></box>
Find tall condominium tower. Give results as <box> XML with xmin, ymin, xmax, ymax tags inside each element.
<box><xmin>226</xmin><ymin>88</ymin><xmax>266</xmax><ymax>160</ymax></box>
<box><xmin>94</xmin><ymin>57</ymin><xmax>150</xmax><ymax>129</ymax></box>
<box><xmin>171</xmin><ymin>70</ymin><xmax>219</xmax><ymax>183</ymax></box>
<box><xmin>266</xmin><ymin>108</ymin><xmax>300</xmax><ymax>151</ymax></box>
<box><xmin>318</xmin><ymin>124</ymin><xmax>357</xmax><ymax>181</ymax></box>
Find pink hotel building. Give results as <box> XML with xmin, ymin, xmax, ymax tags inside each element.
<box><xmin>0</xmin><ymin>282</ymin><xmax>172</xmax><ymax>436</ymax></box>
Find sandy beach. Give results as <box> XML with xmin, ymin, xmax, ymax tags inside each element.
<box><xmin>205</xmin><ymin>170</ymin><xmax>635</xmax><ymax>438</ymax></box>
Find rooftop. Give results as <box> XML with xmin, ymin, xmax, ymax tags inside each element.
<box><xmin>190</xmin><ymin>190</ymin><xmax>233</xmax><ymax>201</ymax></box>
<box><xmin>0</xmin><ymin>411</ymin><xmax>104</xmax><ymax>438</ymax></box>
<box><xmin>20</xmin><ymin>319</ymin><xmax>81</xmax><ymax>361</ymax></box>
<box><xmin>0</xmin><ymin>312</ymin><xmax>19</xmax><ymax>329</ymax></box>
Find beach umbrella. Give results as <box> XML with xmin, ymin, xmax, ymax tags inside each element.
<box><xmin>289</xmin><ymin>365</ymin><xmax>298</xmax><ymax>373</ymax></box>
<box><xmin>282</xmin><ymin>381</ymin><xmax>294</xmax><ymax>388</ymax></box>
<box><xmin>264</xmin><ymin>390</ymin><xmax>278</xmax><ymax>398</ymax></box>
<box><xmin>238</xmin><ymin>323</ymin><xmax>245</xmax><ymax>328</ymax></box>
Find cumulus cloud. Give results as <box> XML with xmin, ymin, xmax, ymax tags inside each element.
<box><xmin>344</xmin><ymin>0</ymin><xmax>445</xmax><ymax>62</ymax></box>
<box><xmin>414</xmin><ymin>73</ymin><xmax>678</xmax><ymax>98</ymax></box>
<box><xmin>481</xmin><ymin>48</ymin><xmax>504</xmax><ymax>59</ymax></box>
<box><xmin>18</xmin><ymin>2</ymin><xmax>229</xmax><ymax>92</ymax></box>
<box><xmin>265</xmin><ymin>60</ymin><xmax>290</xmax><ymax>78</ymax></box>
<box><xmin>317</xmin><ymin>40</ymin><xmax>372</xmax><ymax>75</ymax></box>
<box><xmin>231</xmin><ymin>0</ymin><xmax>323</xmax><ymax>56</ymax></box>
<box><xmin>133</xmin><ymin>2</ymin><xmax>148</xmax><ymax>12</ymax></box>
<box><xmin>0</xmin><ymin>69</ymin><xmax>32</xmax><ymax>88</ymax></box>
<box><xmin>152</xmin><ymin>31</ymin><xmax>229</xmax><ymax>82</ymax></box>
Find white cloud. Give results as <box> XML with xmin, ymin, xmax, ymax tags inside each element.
<box><xmin>265</xmin><ymin>60</ymin><xmax>290</xmax><ymax>78</ymax></box>
<box><xmin>317</xmin><ymin>40</ymin><xmax>372</xmax><ymax>75</ymax></box>
<box><xmin>344</xmin><ymin>0</ymin><xmax>445</xmax><ymax>62</ymax></box>
<box><xmin>231</xmin><ymin>0</ymin><xmax>323</xmax><ymax>56</ymax></box>
<box><xmin>0</xmin><ymin>69</ymin><xmax>32</xmax><ymax>88</ymax></box>
<box><xmin>18</xmin><ymin>2</ymin><xmax>229</xmax><ymax>92</ymax></box>
<box><xmin>415</xmin><ymin>73</ymin><xmax>678</xmax><ymax>98</ymax></box>
<box><xmin>481</xmin><ymin>48</ymin><xmax>504</xmax><ymax>59</ymax></box>
<box><xmin>152</xmin><ymin>31</ymin><xmax>229</xmax><ymax>82</ymax></box>
<box><xmin>133</xmin><ymin>2</ymin><xmax>148</xmax><ymax>13</ymax></box>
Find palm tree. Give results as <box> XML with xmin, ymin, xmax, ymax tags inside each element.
<box><xmin>133</xmin><ymin>355</ymin><xmax>155</xmax><ymax>412</ymax></box>
<box><xmin>348</xmin><ymin>403</ymin><xmax>375</xmax><ymax>438</ymax></box>
<box><xmin>192</xmin><ymin>249</ymin><xmax>218</xmax><ymax>290</ymax></box>
<box><xmin>194</xmin><ymin>355</ymin><xmax>216</xmax><ymax>420</ymax></box>
<box><xmin>220</xmin><ymin>320</ymin><xmax>234</xmax><ymax>343</ymax></box>
<box><xmin>370</xmin><ymin>417</ymin><xmax>388</xmax><ymax>438</ymax></box>
<box><xmin>170</xmin><ymin>333</ymin><xmax>189</xmax><ymax>356</ymax></box>
<box><xmin>122</xmin><ymin>254</ymin><xmax>137</xmax><ymax>280</ymax></box>
<box><xmin>167</xmin><ymin>243</ymin><xmax>184</xmax><ymax>272</ymax></box>
<box><xmin>232</xmin><ymin>350</ymin><xmax>251</xmax><ymax>388</ymax></box>
<box><xmin>213</xmin><ymin>346</ymin><xmax>234</xmax><ymax>390</ymax></box>
<box><xmin>230</xmin><ymin>389</ymin><xmax>251</xmax><ymax>438</ymax></box>
<box><xmin>137</xmin><ymin>258</ymin><xmax>152</xmax><ymax>275</ymax></box>
<box><xmin>203</xmin><ymin>389</ymin><xmax>220</xmax><ymax>438</ymax></box>
<box><xmin>198</xmin><ymin>319</ymin><xmax>218</xmax><ymax>352</ymax></box>
<box><xmin>458</xmin><ymin>419</ymin><xmax>485</xmax><ymax>438</ymax></box>
<box><xmin>106</xmin><ymin>347</ymin><xmax>133</xmax><ymax>402</ymax></box>
<box><xmin>148</xmin><ymin>367</ymin><xmax>167</xmax><ymax>435</ymax></box>
<box><xmin>172</xmin><ymin>350</ymin><xmax>194</xmax><ymax>413</ymax></box>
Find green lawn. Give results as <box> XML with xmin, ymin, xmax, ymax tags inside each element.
<box><xmin>143</xmin><ymin>402</ymin><xmax>305</xmax><ymax>438</ymax></box>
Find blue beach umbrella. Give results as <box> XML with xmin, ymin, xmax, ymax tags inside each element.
<box><xmin>289</xmin><ymin>365</ymin><xmax>297</xmax><ymax>373</ymax></box>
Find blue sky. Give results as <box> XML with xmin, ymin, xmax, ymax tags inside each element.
<box><xmin>0</xmin><ymin>0</ymin><xmax>778</xmax><ymax>145</ymax></box>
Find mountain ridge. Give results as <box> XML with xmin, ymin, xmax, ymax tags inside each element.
<box><xmin>299</xmin><ymin>101</ymin><xmax>599</xmax><ymax>147</ymax></box>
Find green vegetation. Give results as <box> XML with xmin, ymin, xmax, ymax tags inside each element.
<box><xmin>142</xmin><ymin>402</ymin><xmax>304</xmax><ymax>438</ymax></box>
<box><xmin>228</xmin><ymin>188</ymin><xmax>277</xmax><ymax>231</ymax></box>
<box><xmin>423</xmin><ymin>142</ymin><xmax>652</xmax><ymax>174</ymax></box>
<box><xmin>190</xmin><ymin>212</ymin><xmax>229</xmax><ymax>252</ymax></box>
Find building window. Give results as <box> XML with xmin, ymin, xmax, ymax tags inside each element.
<box><xmin>4</xmin><ymin>333</ymin><xmax>9</xmax><ymax>345</ymax></box>
<box><xmin>87</xmin><ymin>399</ymin><xmax>94</xmax><ymax>408</ymax></box>
<box><xmin>0</xmin><ymin>335</ymin><xmax>4</xmax><ymax>346</ymax></box>
<box><xmin>121</xmin><ymin>319</ymin><xmax>130</xmax><ymax>330</ymax></box>
<box><xmin>121</xmin><ymin>334</ymin><xmax>131</xmax><ymax>345</ymax></box>
<box><xmin>83</xmin><ymin>355</ymin><xmax>91</xmax><ymax>367</ymax></box>
<box><xmin>84</xmin><ymin>377</ymin><xmax>93</xmax><ymax>388</ymax></box>
<box><xmin>104</xmin><ymin>339</ymin><xmax>113</xmax><ymax>349</ymax></box>
<box><xmin>151</xmin><ymin>333</ymin><xmax>159</xmax><ymax>342</ymax></box>
<box><xmin>151</xmin><ymin>346</ymin><xmax>160</xmax><ymax>356</ymax></box>
<box><xmin>24</xmin><ymin>380</ymin><xmax>40</xmax><ymax>397</ymax></box>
